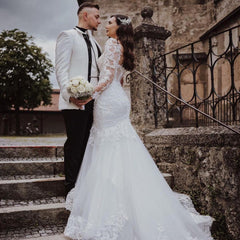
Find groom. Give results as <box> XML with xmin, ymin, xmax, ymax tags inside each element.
<box><xmin>55</xmin><ymin>2</ymin><xmax>101</xmax><ymax>196</ymax></box>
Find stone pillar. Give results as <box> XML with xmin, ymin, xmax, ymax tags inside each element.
<box><xmin>130</xmin><ymin>7</ymin><xmax>171</xmax><ymax>134</ymax></box>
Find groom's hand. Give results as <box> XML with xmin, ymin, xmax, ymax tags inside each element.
<box><xmin>69</xmin><ymin>97</ymin><xmax>93</xmax><ymax>108</ymax></box>
<box><xmin>78</xmin><ymin>97</ymin><xmax>93</xmax><ymax>105</ymax></box>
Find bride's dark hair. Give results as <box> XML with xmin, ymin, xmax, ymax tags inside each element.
<box><xmin>111</xmin><ymin>14</ymin><xmax>135</xmax><ymax>71</ymax></box>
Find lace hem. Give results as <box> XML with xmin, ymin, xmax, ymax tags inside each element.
<box><xmin>64</xmin><ymin>211</ymin><xmax>128</xmax><ymax>240</ymax></box>
<box><xmin>65</xmin><ymin>191</ymin><xmax>213</xmax><ymax>240</ymax></box>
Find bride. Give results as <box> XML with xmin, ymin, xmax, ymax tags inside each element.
<box><xmin>64</xmin><ymin>14</ymin><xmax>214</xmax><ymax>240</ymax></box>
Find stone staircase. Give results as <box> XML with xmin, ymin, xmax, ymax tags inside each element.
<box><xmin>0</xmin><ymin>136</ymin><xmax>185</xmax><ymax>240</ymax></box>
<box><xmin>0</xmin><ymin>146</ymin><xmax>68</xmax><ymax>240</ymax></box>
<box><xmin>0</xmin><ymin>141</ymin><xmax>174</xmax><ymax>239</ymax></box>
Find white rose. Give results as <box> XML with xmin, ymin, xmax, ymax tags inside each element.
<box><xmin>77</xmin><ymin>85</ymin><xmax>85</xmax><ymax>93</ymax></box>
<box><xmin>79</xmin><ymin>78</ymin><xmax>86</xmax><ymax>85</ymax></box>
<box><xmin>81</xmin><ymin>81</ymin><xmax>86</xmax><ymax>87</ymax></box>
<box><xmin>85</xmin><ymin>85</ymin><xmax>93</xmax><ymax>92</ymax></box>
<box><xmin>71</xmin><ymin>79</ymin><xmax>80</xmax><ymax>87</ymax></box>
<box><xmin>87</xmin><ymin>81</ymin><xmax>93</xmax><ymax>87</ymax></box>
<box><xmin>70</xmin><ymin>86</ymin><xmax>78</xmax><ymax>94</ymax></box>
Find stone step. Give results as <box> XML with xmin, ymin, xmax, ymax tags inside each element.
<box><xmin>0</xmin><ymin>159</ymin><xmax>64</xmax><ymax>176</ymax></box>
<box><xmin>19</xmin><ymin>234</ymin><xmax>67</xmax><ymax>240</ymax></box>
<box><xmin>0</xmin><ymin>146</ymin><xmax>64</xmax><ymax>158</ymax></box>
<box><xmin>1</xmin><ymin>225</ymin><xmax>66</xmax><ymax>240</ymax></box>
<box><xmin>0</xmin><ymin>196</ymin><xmax>65</xmax><ymax>208</ymax></box>
<box><xmin>0</xmin><ymin>202</ymin><xmax>68</xmax><ymax>233</ymax></box>
<box><xmin>0</xmin><ymin>176</ymin><xmax>65</xmax><ymax>200</ymax></box>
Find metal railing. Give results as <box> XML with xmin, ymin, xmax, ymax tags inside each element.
<box><xmin>152</xmin><ymin>25</ymin><xmax>240</xmax><ymax>128</ymax></box>
<box><xmin>131</xmin><ymin>70</ymin><xmax>240</xmax><ymax>135</ymax></box>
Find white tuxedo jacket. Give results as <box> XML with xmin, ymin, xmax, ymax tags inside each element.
<box><xmin>55</xmin><ymin>28</ymin><xmax>101</xmax><ymax>110</ymax></box>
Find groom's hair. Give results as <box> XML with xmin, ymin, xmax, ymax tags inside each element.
<box><xmin>77</xmin><ymin>2</ymin><xmax>100</xmax><ymax>15</ymax></box>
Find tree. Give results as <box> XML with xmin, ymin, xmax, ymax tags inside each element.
<box><xmin>0</xmin><ymin>29</ymin><xmax>53</xmax><ymax>135</ymax></box>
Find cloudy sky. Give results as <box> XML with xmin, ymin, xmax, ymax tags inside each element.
<box><xmin>0</xmin><ymin>0</ymin><xmax>80</xmax><ymax>88</ymax></box>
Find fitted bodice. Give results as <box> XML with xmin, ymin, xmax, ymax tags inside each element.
<box><xmin>92</xmin><ymin>38</ymin><xmax>130</xmax><ymax>129</ymax></box>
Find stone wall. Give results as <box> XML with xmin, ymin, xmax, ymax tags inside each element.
<box><xmin>93</xmin><ymin>0</ymin><xmax>147</xmax><ymax>47</ymax></box>
<box><xmin>93</xmin><ymin>0</ymin><xmax>219</xmax><ymax>50</ymax></box>
<box><xmin>144</xmin><ymin>126</ymin><xmax>240</xmax><ymax>240</ymax></box>
<box><xmin>92</xmin><ymin>0</ymin><xmax>239</xmax><ymax>51</ymax></box>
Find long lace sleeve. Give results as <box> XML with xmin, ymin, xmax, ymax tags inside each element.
<box><xmin>92</xmin><ymin>38</ymin><xmax>122</xmax><ymax>99</ymax></box>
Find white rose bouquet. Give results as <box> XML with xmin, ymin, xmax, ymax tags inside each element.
<box><xmin>67</xmin><ymin>76</ymin><xmax>94</xmax><ymax>101</ymax></box>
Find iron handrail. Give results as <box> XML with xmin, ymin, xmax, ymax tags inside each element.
<box><xmin>131</xmin><ymin>70</ymin><xmax>240</xmax><ymax>135</ymax></box>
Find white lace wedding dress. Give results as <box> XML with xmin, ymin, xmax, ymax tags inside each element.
<box><xmin>64</xmin><ymin>38</ymin><xmax>214</xmax><ymax>240</ymax></box>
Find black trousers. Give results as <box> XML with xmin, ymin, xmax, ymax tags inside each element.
<box><xmin>62</xmin><ymin>106</ymin><xmax>93</xmax><ymax>196</ymax></box>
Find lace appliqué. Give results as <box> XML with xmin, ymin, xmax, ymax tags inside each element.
<box><xmin>92</xmin><ymin>38</ymin><xmax>122</xmax><ymax>100</ymax></box>
<box><xmin>64</xmin><ymin>215</ymin><xmax>93</xmax><ymax>240</ymax></box>
<box><xmin>65</xmin><ymin>188</ymin><xmax>75</xmax><ymax>211</ymax></box>
<box><xmin>64</xmin><ymin>211</ymin><xmax>128</xmax><ymax>240</ymax></box>
<box><xmin>92</xmin><ymin>213</ymin><xmax>127</xmax><ymax>240</ymax></box>
<box><xmin>88</xmin><ymin>119</ymin><xmax>138</xmax><ymax>146</ymax></box>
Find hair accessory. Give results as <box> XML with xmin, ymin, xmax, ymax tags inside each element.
<box><xmin>118</xmin><ymin>17</ymin><xmax>131</xmax><ymax>25</ymax></box>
